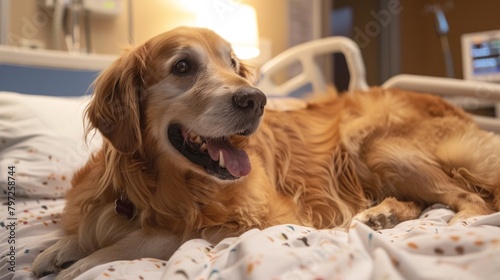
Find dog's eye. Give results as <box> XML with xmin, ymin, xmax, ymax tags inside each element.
<box><xmin>231</xmin><ymin>58</ymin><xmax>238</xmax><ymax>70</ymax></box>
<box><xmin>174</xmin><ymin>60</ymin><xmax>191</xmax><ymax>74</ymax></box>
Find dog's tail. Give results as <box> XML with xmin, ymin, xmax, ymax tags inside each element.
<box><xmin>435</xmin><ymin>124</ymin><xmax>500</xmax><ymax>210</ymax></box>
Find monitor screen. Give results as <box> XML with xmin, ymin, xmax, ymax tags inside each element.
<box><xmin>462</xmin><ymin>30</ymin><xmax>500</xmax><ymax>82</ymax></box>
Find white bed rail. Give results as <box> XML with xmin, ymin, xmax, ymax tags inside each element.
<box><xmin>384</xmin><ymin>74</ymin><xmax>500</xmax><ymax>133</ymax></box>
<box><xmin>257</xmin><ymin>36</ymin><xmax>369</xmax><ymax>96</ymax></box>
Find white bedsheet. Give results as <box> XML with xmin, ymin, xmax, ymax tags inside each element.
<box><xmin>1</xmin><ymin>198</ymin><xmax>500</xmax><ymax>280</ymax></box>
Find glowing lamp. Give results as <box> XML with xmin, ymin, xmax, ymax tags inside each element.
<box><xmin>196</xmin><ymin>1</ymin><xmax>260</xmax><ymax>60</ymax></box>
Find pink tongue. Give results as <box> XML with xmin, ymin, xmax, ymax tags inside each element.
<box><xmin>206</xmin><ymin>139</ymin><xmax>251</xmax><ymax>177</ymax></box>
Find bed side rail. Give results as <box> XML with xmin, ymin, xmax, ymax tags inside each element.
<box><xmin>383</xmin><ymin>74</ymin><xmax>500</xmax><ymax>133</ymax></box>
<box><xmin>257</xmin><ymin>36</ymin><xmax>369</xmax><ymax>96</ymax></box>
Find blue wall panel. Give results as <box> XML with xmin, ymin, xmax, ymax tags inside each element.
<box><xmin>0</xmin><ymin>64</ymin><xmax>99</xmax><ymax>96</ymax></box>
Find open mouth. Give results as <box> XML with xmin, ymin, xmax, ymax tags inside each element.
<box><xmin>167</xmin><ymin>124</ymin><xmax>252</xmax><ymax>180</ymax></box>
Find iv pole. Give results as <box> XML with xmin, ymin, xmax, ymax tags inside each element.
<box><xmin>426</xmin><ymin>2</ymin><xmax>455</xmax><ymax>78</ymax></box>
<box><xmin>0</xmin><ymin>0</ymin><xmax>11</xmax><ymax>45</ymax></box>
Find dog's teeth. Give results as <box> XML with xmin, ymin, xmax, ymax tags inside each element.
<box><xmin>200</xmin><ymin>143</ymin><xmax>207</xmax><ymax>151</ymax></box>
<box><xmin>219</xmin><ymin>151</ymin><xmax>225</xmax><ymax>168</ymax></box>
<box><xmin>194</xmin><ymin>136</ymin><xmax>202</xmax><ymax>144</ymax></box>
<box><xmin>189</xmin><ymin>132</ymin><xmax>197</xmax><ymax>140</ymax></box>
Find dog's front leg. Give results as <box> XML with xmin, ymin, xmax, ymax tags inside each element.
<box><xmin>31</xmin><ymin>234</ymin><xmax>87</xmax><ymax>278</ymax></box>
<box><xmin>52</xmin><ymin>229</ymin><xmax>181</xmax><ymax>280</ymax></box>
<box><xmin>353</xmin><ymin>197</ymin><xmax>422</xmax><ymax>230</ymax></box>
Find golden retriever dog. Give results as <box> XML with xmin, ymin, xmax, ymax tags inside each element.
<box><xmin>32</xmin><ymin>26</ymin><xmax>500</xmax><ymax>279</ymax></box>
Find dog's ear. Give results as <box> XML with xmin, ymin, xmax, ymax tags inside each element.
<box><xmin>86</xmin><ymin>46</ymin><xmax>148</xmax><ymax>154</ymax></box>
<box><xmin>239</xmin><ymin>60</ymin><xmax>259</xmax><ymax>85</ymax></box>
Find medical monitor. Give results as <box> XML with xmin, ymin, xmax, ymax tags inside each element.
<box><xmin>461</xmin><ymin>30</ymin><xmax>500</xmax><ymax>82</ymax></box>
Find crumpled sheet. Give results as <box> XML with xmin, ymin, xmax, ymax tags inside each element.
<box><xmin>2</xmin><ymin>198</ymin><xmax>500</xmax><ymax>280</ymax></box>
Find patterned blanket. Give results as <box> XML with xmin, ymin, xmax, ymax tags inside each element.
<box><xmin>1</xmin><ymin>198</ymin><xmax>499</xmax><ymax>280</ymax></box>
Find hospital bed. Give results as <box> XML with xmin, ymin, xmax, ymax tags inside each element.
<box><xmin>2</xmin><ymin>37</ymin><xmax>500</xmax><ymax>280</ymax></box>
<box><xmin>258</xmin><ymin>36</ymin><xmax>500</xmax><ymax>132</ymax></box>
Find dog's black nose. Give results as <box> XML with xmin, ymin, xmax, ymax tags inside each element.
<box><xmin>233</xmin><ymin>88</ymin><xmax>267</xmax><ymax>117</ymax></box>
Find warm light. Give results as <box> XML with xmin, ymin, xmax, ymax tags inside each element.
<box><xmin>171</xmin><ymin>0</ymin><xmax>202</xmax><ymax>12</ymax></box>
<box><xmin>196</xmin><ymin>0</ymin><xmax>260</xmax><ymax>59</ymax></box>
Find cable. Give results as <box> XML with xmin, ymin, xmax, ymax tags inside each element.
<box><xmin>70</xmin><ymin>0</ymin><xmax>82</xmax><ymax>52</ymax></box>
<box><xmin>127</xmin><ymin>0</ymin><xmax>134</xmax><ymax>45</ymax></box>
<box><xmin>84</xmin><ymin>9</ymin><xmax>92</xmax><ymax>53</ymax></box>
<box><xmin>52</xmin><ymin>0</ymin><xmax>65</xmax><ymax>50</ymax></box>
<box><xmin>440</xmin><ymin>36</ymin><xmax>455</xmax><ymax>78</ymax></box>
<box><xmin>425</xmin><ymin>2</ymin><xmax>455</xmax><ymax>78</ymax></box>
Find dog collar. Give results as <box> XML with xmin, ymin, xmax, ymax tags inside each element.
<box><xmin>114</xmin><ymin>195</ymin><xmax>135</xmax><ymax>219</ymax></box>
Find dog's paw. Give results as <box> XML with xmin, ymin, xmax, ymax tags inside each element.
<box><xmin>448</xmin><ymin>210</ymin><xmax>490</xmax><ymax>226</ymax></box>
<box><xmin>54</xmin><ymin>251</ymin><xmax>115</xmax><ymax>280</ymax></box>
<box><xmin>353</xmin><ymin>197</ymin><xmax>422</xmax><ymax>230</ymax></box>
<box><xmin>31</xmin><ymin>247</ymin><xmax>61</xmax><ymax>278</ymax></box>
<box><xmin>354</xmin><ymin>208</ymin><xmax>399</xmax><ymax>230</ymax></box>
<box><xmin>53</xmin><ymin>260</ymin><xmax>89</xmax><ymax>280</ymax></box>
<box><xmin>31</xmin><ymin>236</ymin><xmax>84</xmax><ymax>278</ymax></box>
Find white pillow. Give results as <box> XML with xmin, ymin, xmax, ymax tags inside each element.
<box><xmin>0</xmin><ymin>91</ymin><xmax>102</xmax><ymax>198</ymax></box>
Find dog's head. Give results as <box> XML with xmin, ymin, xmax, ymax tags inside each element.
<box><xmin>86</xmin><ymin>26</ymin><xmax>266</xmax><ymax>181</ymax></box>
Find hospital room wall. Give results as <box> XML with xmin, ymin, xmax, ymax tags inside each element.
<box><xmin>400</xmin><ymin>0</ymin><xmax>500</xmax><ymax>79</ymax></box>
<box><xmin>7</xmin><ymin>0</ymin><xmax>289</xmax><ymax>59</ymax></box>
<box><xmin>332</xmin><ymin>0</ymin><xmax>500</xmax><ymax>85</ymax></box>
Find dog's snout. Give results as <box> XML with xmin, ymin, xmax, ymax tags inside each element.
<box><xmin>233</xmin><ymin>88</ymin><xmax>267</xmax><ymax>117</ymax></box>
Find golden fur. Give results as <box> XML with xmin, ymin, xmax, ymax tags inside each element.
<box><xmin>32</xmin><ymin>27</ymin><xmax>500</xmax><ymax>279</ymax></box>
